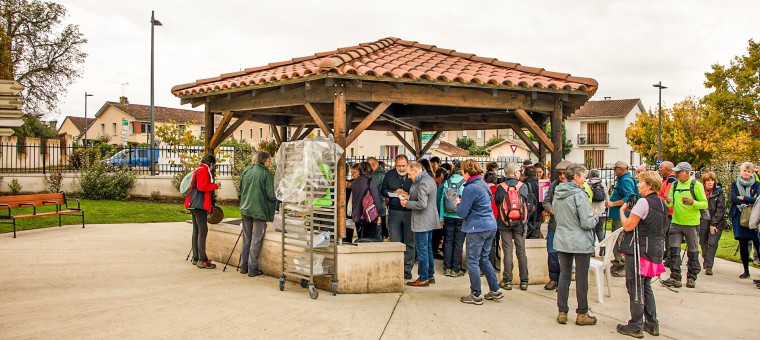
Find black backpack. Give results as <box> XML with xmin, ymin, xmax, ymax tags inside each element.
<box><xmin>590</xmin><ymin>181</ymin><xmax>605</xmax><ymax>202</ymax></box>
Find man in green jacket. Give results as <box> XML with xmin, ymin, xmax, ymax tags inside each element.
<box><xmin>238</xmin><ymin>151</ymin><xmax>276</xmax><ymax>277</ymax></box>
<box><xmin>663</xmin><ymin>162</ymin><xmax>708</xmax><ymax>289</ymax></box>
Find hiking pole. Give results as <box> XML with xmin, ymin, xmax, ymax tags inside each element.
<box><xmin>186</xmin><ymin>248</ymin><xmax>192</xmax><ymax>261</ymax></box>
<box><xmin>633</xmin><ymin>225</ymin><xmax>643</xmax><ymax>304</ymax></box>
<box><xmin>223</xmin><ymin>230</ymin><xmax>243</xmax><ymax>272</ymax></box>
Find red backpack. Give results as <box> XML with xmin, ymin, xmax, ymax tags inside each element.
<box><xmin>499</xmin><ymin>182</ymin><xmax>527</xmax><ymax>227</ymax></box>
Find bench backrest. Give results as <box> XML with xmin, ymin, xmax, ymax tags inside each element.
<box><xmin>0</xmin><ymin>193</ymin><xmax>66</xmax><ymax>209</ymax></box>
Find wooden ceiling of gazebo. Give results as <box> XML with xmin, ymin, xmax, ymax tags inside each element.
<box><xmin>172</xmin><ymin>37</ymin><xmax>598</xmax><ymax>237</ymax></box>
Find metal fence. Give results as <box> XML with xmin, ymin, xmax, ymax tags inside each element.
<box><xmin>0</xmin><ymin>143</ymin><xmax>233</xmax><ymax>176</ymax></box>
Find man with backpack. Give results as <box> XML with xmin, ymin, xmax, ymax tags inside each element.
<box><xmin>606</xmin><ymin>161</ymin><xmax>637</xmax><ymax>277</ymax></box>
<box><xmin>541</xmin><ymin>160</ymin><xmax>572</xmax><ymax>290</ymax></box>
<box><xmin>495</xmin><ymin>162</ymin><xmax>532</xmax><ymax>291</ymax></box>
<box><xmin>523</xmin><ymin>166</ymin><xmax>542</xmax><ymax>239</ymax></box>
<box><xmin>439</xmin><ymin>163</ymin><xmax>467</xmax><ymax>277</ymax></box>
<box><xmin>587</xmin><ymin>169</ymin><xmax>609</xmax><ymax>256</ymax></box>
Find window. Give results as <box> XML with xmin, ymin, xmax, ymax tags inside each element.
<box><xmin>317</xmin><ymin>130</ymin><xmax>322</xmax><ymax>137</ymax></box>
<box><xmin>101</xmin><ymin>124</ymin><xmax>105</xmax><ymax>134</ymax></box>
<box><xmin>350</xmin><ymin>148</ymin><xmax>355</xmax><ymax>157</ymax></box>
<box><xmin>141</xmin><ymin>122</ymin><xmax>152</xmax><ymax>134</ymax></box>
<box><xmin>383</xmin><ymin>145</ymin><xmax>399</xmax><ymax>159</ymax></box>
<box><xmin>200</xmin><ymin>126</ymin><xmax>205</xmax><ymax>137</ymax></box>
<box><xmin>259</xmin><ymin>128</ymin><xmax>263</xmax><ymax>139</ymax></box>
<box><xmin>179</xmin><ymin>125</ymin><xmax>186</xmax><ymax>133</ymax></box>
<box><xmin>462</xmin><ymin>130</ymin><xmax>468</xmax><ymax>137</ymax></box>
<box><xmin>584</xmin><ymin>150</ymin><xmax>604</xmax><ymax>169</ymax></box>
<box><xmin>112</xmin><ymin>123</ymin><xmax>117</xmax><ymax>135</ymax></box>
<box><xmin>250</xmin><ymin>129</ymin><xmax>253</xmax><ymax>139</ymax></box>
<box><xmin>586</xmin><ymin>122</ymin><xmax>608</xmax><ymax>144</ymax></box>
<box><xmin>476</xmin><ymin>130</ymin><xmax>482</xmax><ymax>138</ymax></box>
<box><xmin>239</xmin><ymin>130</ymin><xmax>243</xmax><ymax>140</ymax></box>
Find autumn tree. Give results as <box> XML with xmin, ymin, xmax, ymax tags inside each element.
<box><xmin>0</xmin><ymin>0</ymin><xmax>87</xmax><ymax>115</ymax></box>
<box><xmin>703</xmin><ymin>39</ymin><xmax>760</xmax><ymax>123</ymax></box>
<box><xmin>626</xmin><ymin>97</ymin><xmax>753</xmax><ymax>168</ymax></box>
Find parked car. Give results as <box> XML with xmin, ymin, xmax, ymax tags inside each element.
<box><xmin>103</xmin><ymin>148</ymin><xmax>158</xmax><ymax>168</ymax></box>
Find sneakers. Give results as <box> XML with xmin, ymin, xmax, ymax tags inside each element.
<box><xmin>520</xmin><ymin>281</ymin><xmax>528</xmax><ymax>291</ymax></box>
<box><xmin>662</xmin><ymin>278</ymin><xmax>682</xmax><ymax>288</ymax></box>
<box><xmin>643</xmin><ymin>323</ymin><xmax>660</xmax><ymax>336</ymax></box>
<box><xmin>617</xmin><ymin>324</ymin><xmax>644</xmax><ymax>338</ymax></box>
<box><xmin>451</xmin><ymin>270</ymin><xmax>466</xmax><ymax>278</ymax></box>
<box><xmin>196</xmin><ymin>260</ymin><xmax>216</xmax><ymax>269</ymax></box>
<box><xmin>740</xmin><ymin>272</ymin><xmax>750</xmax><ymax>279</ymax></box>
<box><xmin>428</xmin><ymin>276</ymin><xmax>436</xmax><ymax>284</ymax></box>
<box><xmin>557</xmin><ymin>312</ymin><xmax>567</xmax><ymax>324</ymax></box>
<box><xmin>705</xmin><ymin>267</ymin><xmax>713</xmax><ymax>276</ymax></box>
<box><xmin>191</xmin><ymin>259</ymin><xmax>198</xmax><ymax>265</ymax></box>
<box><xmin>544</xmin><ymin>280</ymin><xmax>557</xmax><ymax>290</ymax></box>
<box><xmin>576</xmin><ymin>313</ymin><xmax>597</xmax><ymax>326</ymax></box>
<box><xmin>239</xmin><ymin>268</ymin><xmax>248</xmax><ymax>275</ymax></box>
<box><xmin>444</xmin><ymin>269</ymin><xmax>453</xmax><ymax>277</ymax></box>
<box><xmin>460</xmin><ymin>293</ymin><xmax>484</xmax><ymax>305</ymax></box>
<box><xmin>484</xmin><ymin>290</ymin><xmax>503</xmax><ymax>300</ymax></box>
<box><xmin>686</xmin><ymin>278</ymin><xmax>696</xmax><ymax>288</ymax></box>
<box><xmin>247</xmin><ymin>269</ymin><xmax>263</xmax><ymax>277</ymax></box>
<box><xmin>499</xmin><ymin>281</ymin><xmax>513</xmax><ymax>290</ymax></box>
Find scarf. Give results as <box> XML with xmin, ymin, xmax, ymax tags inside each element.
<box><xmin>737</xmin><ymin>176</ymin><xmax>755</xmax><ymax>198</ymax></box>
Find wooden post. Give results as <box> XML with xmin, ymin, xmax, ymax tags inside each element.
<box><xmin>280</xmin><ymin>126</ymin><xmax>288</xmax><ymax>143</ymax></box>
<box><xmin>204</xmin><ymin>102</ymin><xmax>214</xmax><ymax>155</ymax></box>
<box><xmin>539</xmin><ymin>123</ymin><xmax>547</xmax><ymax>165</ymax></box>
<box><xmin>550</xmin><ymin>99</ymin><xmax>563</xmax><ymax>181</ymax></box>
<box><xmin>412</xmin><ymin>129</ymin><xmax>423</xmax><ymax>159</ymax></box>
<box><xmin>333</xmin><ymin>83</ymin><xmax>347</xmax><ymax>239</ymax></box>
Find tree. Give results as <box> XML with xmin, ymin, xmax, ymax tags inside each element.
<box><xmin>626</xmin><ymin>97</ymin><xmax>754</xmax><ymax>167</ymax></box>
<box><xmin>456</xmin><ymin>136</ymin><xmax>476</xmax><ymax>150</ymax></box>
<box><xmin>703</xmin><ymin>39</ymin><xmax>760</xmax><ymax>123</ymax></box>
<box><xmin>12</xmin><ymin>113</ymin><xmax>56</xmax><ymax>143</ymax></box>
<box><xmin>485</xmin><ymin>136</ymin><xmax>504</xmax><ymax>147</ymax></box>
<box><xmin>1</xmin><ymin>0</ymin><xmax>87</xmax><ymax>115</ymax></box>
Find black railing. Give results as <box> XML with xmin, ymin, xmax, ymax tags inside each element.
<box><xmin>0</xmin><ymin>143</ymin><xmax>233</xmax><ymax>176</ymax></box>
<box><xmin>577</xmin><ymin>134</ymin><xmax>609</xmax><ymax>145</ymax></box>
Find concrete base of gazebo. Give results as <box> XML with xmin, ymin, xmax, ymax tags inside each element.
<box><xmin>205</xmin><ymin>218</ymin><xmax>406</xmax><ymax>294</ymax></box>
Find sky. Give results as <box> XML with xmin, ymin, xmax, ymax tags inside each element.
<box><xmin>50</xmin><ymin>0</ymin><xmax>760</xmax><ymax>127</ymax></box>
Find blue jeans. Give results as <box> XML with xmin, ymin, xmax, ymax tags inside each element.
<box><xmin>414</xmin><ymin>231</ymin><xmax>435</xmax><ymax>281</ymax></box>
<box><xmin>443</xmin><ymin>217</ymin><xmax>465</xmax><ymax>271</ymax></box>
<box><xmin>465</xmin><ymin>230</ymin><xmax>500</xmax><ymax>297</ymax></box>
<box><xmin>547</xmin><ymin>228</ymin><xmax>560</xmax><ymax>282</ymax></box>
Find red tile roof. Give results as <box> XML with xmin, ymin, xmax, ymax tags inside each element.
<box><xmin>570</xmin><ymin>99</ymin><xmax>642</xmax><ymax>119</ymax></box>
<box><xmin>172</xmin><ymin>37</ymin><xmax>598</xmax><ymax>97</ymax></box>
<box><xmin>435</xmin><ymin>140</ymin><xmax>470</xmax><ymax>157</ymax></box>
<box><xmin>103</xmin><ymin>102</ymin><xmax>216</xmax><ymax>124</ymax></box>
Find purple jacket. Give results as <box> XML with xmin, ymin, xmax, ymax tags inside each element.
<box><xmin>351</xmin><ymin>175</ymin><xmax>381</xmax><ymax>223</ymax></box>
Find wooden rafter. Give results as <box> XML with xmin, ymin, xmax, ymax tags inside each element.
<box><xmin>419</xmin><ymin>131</ymin><xmax>443</xmax><ymax>156</ymax></box>
<box><xmin>296</xmin><ymin>127</ymin><xmax>314</xmax><ymax>140</ymax></box>
<box><xmin>345</xmin><ymin>101</ymin><xmax>391</xmax><ymax>146</ymax></box>
<box><xmin>509</xmin><ymin>125</ymin><xmax>540</xmax><ymax>157</ymax></box>
<box><xmin>209</xmin><ymin>111</ymin><xmax>235</xmax><ymax>150</ymax></box>
<box><xmin>304</xmin><ymin>102</ymin><xmax>333</xmax><ymax>137</ymax></box>
<box><xmin>514</xmin><ymin>109</ymin><xmax>554</xmax><ymax>151</ymax></box>
<box><xmin>390</xmin><ymin>130</ymin><xmax>416</xmax><ymax>155</ymax></box>
<box><xmin>290</xmin><ymin>125</ymin><xmax>305</xmax><ymax>142</ymax></box>
<box><xmin>211</xmin><ymin>112</ymin><xmax>254</xmax><ymax>149</ymax></box>
<box><xmin>270</xmin><ymin>125</ymin><xmax>282</xmax><ymax>145</ymax></box>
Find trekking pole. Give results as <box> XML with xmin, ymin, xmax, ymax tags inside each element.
<box><xmin>223</xmin><ymin>230</ymin><xmax>243</xmax><ymax>272</ymax></box>
<box><xmin>185</xmin><ymin>248</ymin><xmax>192</xmax><ymax>261</ymax></box>
<box><xmin>633</xmin><ymin>225</ymin><xmax>643</xmax><ymax>304</ymax></box>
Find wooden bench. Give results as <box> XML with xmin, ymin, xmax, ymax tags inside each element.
<box><xmin>0</xmin><ymin>193</ymin><xmax>85</xmax><ymax>238</ymax></box>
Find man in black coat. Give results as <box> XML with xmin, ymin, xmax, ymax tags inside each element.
<box><xmin>381</xmin><ymin>154</ymin><xmax>415</xmax><ymax>280</ymax></box>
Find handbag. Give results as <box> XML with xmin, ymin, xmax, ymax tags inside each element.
<box><xmin>748</xmin><ymin>202</ymin><xmax>760</xmax><ymax>230</ymax></box>
<box><xmin>740</xmin><ymin>205</ymin><xmax>752</xmax><ymax>228</ymax></box>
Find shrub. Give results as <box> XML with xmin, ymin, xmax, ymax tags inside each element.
<box><xmin>43</xmin><ymin>168</ymin><xmax>64</xmax><ymax>193</ymax></box>
<box><xmin>222</xmin><ymin>138</ymin><xmax>255</xmax><ymax>194</ymax></box>
<box><xmin>456</xmin><ymin>137</ymin><xmax>476</xmax><ymax>151</ymax></box>
<box><xmin>150</xmin><ymin>190</ymin><xmax>161</xmax><ymax>201</ymax></box>
<box><xmin>77</xmin><ymin>155</ymin><xmax>136</xmax><ymax>200</ymax></box>
<box><xmin>69</xmin><ymin>148</ymin><xmax>98</xmax><ymax>170</ymax></box>
<box><xmin>8</xmin><ymin>178</ymin><xmax>22</xmax><ymax>195</ymax></box>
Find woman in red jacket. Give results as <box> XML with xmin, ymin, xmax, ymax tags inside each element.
<box><xmin>185</xmin><ymin>155</ymin><xmax>220</xmax><ymax>269</ymax></box>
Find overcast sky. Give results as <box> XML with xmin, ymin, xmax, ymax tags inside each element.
<box><xmin>51</xmin><ymin>0</ymin><xmax>760</xmax><ymax>127</ymax></box>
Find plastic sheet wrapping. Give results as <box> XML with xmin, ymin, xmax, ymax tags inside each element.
<box><xmin>274</xmin><ymin>137</ymin><xmax>343</xmax><ymax>207</ymax></box>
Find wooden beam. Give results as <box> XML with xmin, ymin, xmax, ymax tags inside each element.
<box><xmin>509</xmin><ymin>125</ymin><xmax>540</xmax><ymax>157</ymax></box>
<box><xmin>290</xmin><ymin>125</ymin><xmax>305</xmax><ymax>142</ymax></box>
<box><xmin>514</xmin><ymin>109</ymin><xmax>554</xmax><ymax>152</ymax></box>
<box><xmin>413</xmin><ymin>129</ymin><xmax>423</xmax><ymax>159</ymax></box>
<box><xmin>207</xmin><ymin>83</ymin><xmax>332</xmax><ymax>112</ymax></box>
<box><xmin>390</xmin><ymin>130</ymin><xmax>416</xmax><ymax>155</ymax></box>
<box><xmin>333</xmin><ymin>83</ymin><xmax>347</xmax><ymax>240</ymax></box>
<box><xmin>419</xmin><ymin>131</ymin><xmax>443</xmax><ymax>155</ymax></box>
<box><xmin>551</xmin><ymin>99</ymin><xmax>563</xmax><ymax>181</ymax></box>
<box><xmin>280</xmin><ymin>126</ymin><xmax>288</xmax><ymax>143</ymax></box>
<box><xmin>270</xmin><ymin>125</ymin><xmax>282</xmax><ymax>145</ymax></box>
<box><xmin>345</xmin><ymin>101</ymin><xmax>391</xmax><ymax>146</ymax></box>
<box><xmin>216</xmin><ymin>112</ymin><xmax>254</xmax><ymax>144</ymax></box>
<box><xmin>304</xmin><ymin>102</ymin><xmax>333</xmax><ymax>137</ymax></box>
<box><xmin>209</xmin><ymin>111</ymin><xmax>234</xmax><ymax>150</ymax></box>
<box><xmin>295</xmin><ymin>127</ymin><xmax>314</xmax><ymax>140</ymax></box>
<box><xmin>204</xmin><ymin>102</ymin><xmax>214</xmax><ymax>155</ymax></box>
<box><xmin>345</xmin><ymin>103</ymin><xmax>357</xmax><ymax>135</ymax></box>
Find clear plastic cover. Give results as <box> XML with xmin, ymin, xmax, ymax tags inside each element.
<box><xmin>274</xmin><ymin>137</ymin><xmax>343</xmax><ymax>206</ymax></box>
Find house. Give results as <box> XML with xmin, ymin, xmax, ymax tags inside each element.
<box><xmin>486</xmin><ymin>139</ymin><xmax>533</xmax><ymax>163</ymax></box>
<box><xmin>429</xmin><ymin>140</ymin><xmax>469</xmax><ymax>159</ymax></box>
<box><xmin>565</xmin><ymin>98</ymin><xmax>645</xmax><ymax>168</ymax></box>
<box><xmin>59</xmin><ymin>97</ymin><xmax>272</xmax><ymax>146</ymax></box>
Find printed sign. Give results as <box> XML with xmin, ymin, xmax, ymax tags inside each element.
<box><xmin>538</xmin><ymin>179</ymin><xmax>551</xmax><ymax>202</ymax></box>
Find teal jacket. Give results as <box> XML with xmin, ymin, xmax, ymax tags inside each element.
<box><xmin>238</xmin><ymin>164</ymin><xmax>276</xmax><ymax>222</ymax></box>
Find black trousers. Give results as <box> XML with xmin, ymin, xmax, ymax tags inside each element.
<box><xmin>625</xmin><ymin>255</ymin><xmax>658</xmax><ymax>329</ymax></box>
<box><xmin>739</xmin><ymin>238</ymin><xmax>760</xmax><ymax>274</ymax></box>
<box><xmin>557</xmin><ymin>252</ymin><xmax>591</xmax><ymax>314</ymax></box>
<box><xmin>190</xmin><ymin>209</ymin><xmax>209</xmax><ymax>262</ymax></box>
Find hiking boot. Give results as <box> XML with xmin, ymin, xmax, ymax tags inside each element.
<box><xmin>557</xmin><ymin>312</ymin><xmax>567</xmax><ymax>324</ymax></box>
<box><xmin>191</xmin><ymin>259</ymin><xmax>198</xmax><ymax>265</ymax></box>
<box><xmin>740</xmin><ymin>272</ymin><xmax>750</xmax><ymax>279</ymax></box>
<box><xmin>196</xmin><ymin>260</ymin><xmax>216</xmax><ymax>269</ymax></box>
<box><xmin>643</xmin><ymin>323</ymin><xmax>660</xmax><ymax>336</ymax></box>
<box><xmin>484</xmin><ymin>290</ymin><xmax>503</xmax><ymax>300</ymax></box>
<box><xmin>499</xmin><ymin>280</ymin><xmax>513</xmax><ymax>290</ymax></box>
<box><xmin>617</xmin><ymin>324</ymin><xmax>644</xmax><ymax>338</ymax></box>
<box><xmin>451</xmin><ymin>270</ymin><xmax>465</xmax><ymax>278</ymax></box>
<box><xmin>444</xmin><ymin>269</ymin><xmax>453</xmax><ymax>277</ymax></box>
<box><xmin>576</xmin><ymin>313</ymin><xmax>597</xmax><ymax>326</ymax></box>
<box><xmin>404</xmin><ymin>273</ymin><xmax>413</xmax><ymax>280</ymax></box>
<box><xmin>520</xmin><ymin>281</ymin><xmax>528</xmax><ymax>291</ymax></box>
<box><xmin>544</xmin><ymin>280</ymin><xmax>557</xmax><ymax>290</ymax></box>
<box><xmin>705</xmin><ymin>267</ymin><xmax>713</xmax><ymax>276</ymax></box>
<box><xmin>752</xmin><ymin>279</ymin><xmax>760</xmax><ymax>284</ymax></box>
<box><xmin>247</xmin><ymin>269</ymin><xmax>263</xmax><ymax>277</ymax></box>
<box><xmin>239</xmin><ymin>268</ymin><xmax>248</xmax><ymax>275</ymax></box>
<box><xmin>686</xmin><ymin>278</ymin><xmax>696</xmax><ymax>288</ymax></box>
<box><xmin>662</xmin><ymin>278</ymin><xmax>682</xmax><ymax>288</ymax></box>
<box><xmin>460</xmin><ymin>293</ymin><xmax>483</xmax><ymax>305</ymax></box>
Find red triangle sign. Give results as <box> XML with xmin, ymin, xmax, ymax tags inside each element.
<box><xmin>510</xmin><ymin>144</ymin><xmax>518</xmax><ymax>154</ymax></box>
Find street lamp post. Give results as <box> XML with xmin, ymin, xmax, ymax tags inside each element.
<box><xmin>84</xmin><ymin>92</ymin><xmax>93</xmax><ymax>148</ymax></box>
<box><xmin>653</xmin><ymin>81</ymin><xmax>667</xmax><ymax>162</ymax></box>
<box><xmin>150</xmin><ymin>11</ymin><xmax>162</xmax><ymax>175</ymax></box>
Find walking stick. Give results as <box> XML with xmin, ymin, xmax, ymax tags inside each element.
<box><xmin>223</xmin><ymin>230</ymin><xmax>243</xmax><ymax>272</ymax></box>
<box><xmin>633</xmin><ymin>225</ymin><xmax>643</xmax><ymax>304</ymax></box>
<box><xmin>186</xmin><ymin>248</ymin><xmax>192</xmax><ymax>261</ymax></box>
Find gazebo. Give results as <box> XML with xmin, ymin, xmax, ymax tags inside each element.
<box><xmin>171</xmin><ymin>37</ymin><xmax>598</xmax><ymax>238</ymax></box>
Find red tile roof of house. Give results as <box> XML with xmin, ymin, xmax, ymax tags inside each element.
<box><xmin>172</xmin><ymin>37</ymin><xmax>598</xmax><ymax>97</ymax></box>
<box><xmin>435</xmin><ymin>140</ymin><xmax>470</xmax><ymax>157</ymax></box>
<box><xmin>101</xmin><ymin>102</ymin><xmax>221</xmax><ymax>124</ymax></box>
<box><xmin>569</xmin><ymin>99</ymin><xmax>642</xmax><ymax>119</ymax></box>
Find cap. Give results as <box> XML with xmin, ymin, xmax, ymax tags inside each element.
<box><xmin>555</xmin><ymin>160</ymin><xmax>572</xmax><ymax>170</ymax></box>
<box><xmin>523</xmin><ymin>159</ymin><xmax>533</xmax><ymax>166</ymax></box>
<box><xmin>614</xmin><ymin>161</ymin><xmax>629</xmax><ymax>168</ymax></box>
<box><xmin>672</xmin><ymin>162</ymin><xmax>693</xmax><ymax>172</ymax></box>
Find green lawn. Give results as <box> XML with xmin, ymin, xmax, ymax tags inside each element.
<box><xmin>0</xmin><ymin>200</ymin><xmax>242</xmax><ymax>235</ymax></box>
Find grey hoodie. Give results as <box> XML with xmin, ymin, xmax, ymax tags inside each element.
<box><xmin>552</xmin><ymin>181</ymin><xmax>599</xmax><ymax>254</ymax></box>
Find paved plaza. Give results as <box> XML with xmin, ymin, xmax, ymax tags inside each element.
<box><xmin>1</xmin><ymin>222</ymin><xmax>758</xmax><ymax>339</ymax></box>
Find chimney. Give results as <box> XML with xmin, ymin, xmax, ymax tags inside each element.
<box><xmin>604</xmin><ymin>96</ymin><xmax>611</xmax><ymax>100</ymax></box>
<box><xmin>119</xmin><ymin>96</ymin><xmax>129</xmax><ymax>104</ymax></box>
<box><xmin>48</xmin><ymin>121</ymin><xmax>57</xmax><ymax>129</ymax></box>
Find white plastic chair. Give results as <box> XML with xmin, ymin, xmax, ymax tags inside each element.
<box><xmin>589</xmin><ymin>227</ymin><xmax>624</xmax><ymax>303</ymax></box>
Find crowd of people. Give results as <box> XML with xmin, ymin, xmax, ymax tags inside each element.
<box><xmin>183</xmin><ymin>151</ymin><xmax>760</xmax><ymax>338</ymax></box>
